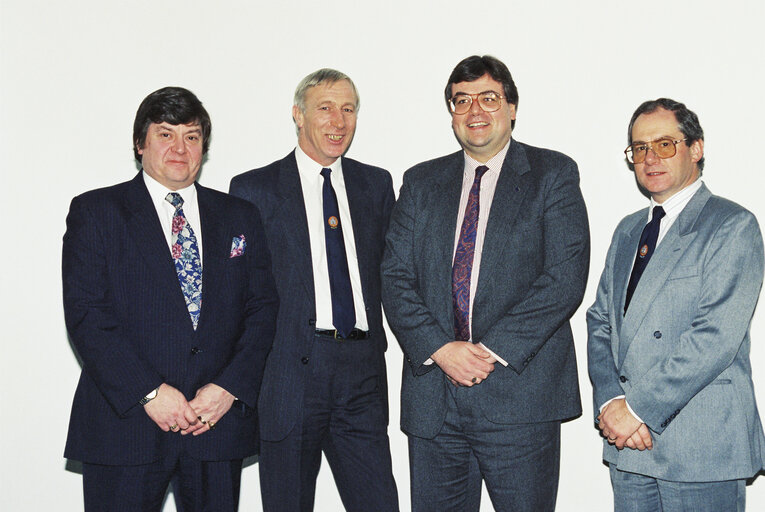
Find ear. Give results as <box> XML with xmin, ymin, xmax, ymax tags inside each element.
<box><xmin>136</xmin><ymin>140</ymin><xmax>144</xmax><ymax>155</ymax></box>
<box><xmin>292</xmin><ymin>104</ymin><xmax>304</xmax><ymax>130</ymax></box>
<box><xmin>507</xmin><ymin>103</ymin><xmax>517</xmax><ymax>121</ymax></box>
<box><xmin>689</xmin><ymin>138</ymin><xmax>704</xmax><ymax>164</ymax></box>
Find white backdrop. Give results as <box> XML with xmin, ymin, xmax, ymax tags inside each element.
<box><xmin>2</xmin><ymin>1</ymin><xmax>764</xmax><ymax>510</ymax></box>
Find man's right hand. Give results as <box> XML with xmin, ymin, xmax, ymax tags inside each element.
<box><xmin>143</xmin><ymin>383</ymin><xmax>199</xmax><ymax>432</ymax></box>
<box><xmin>431</xmin><ymin>341</ymin><xmax>496</xmax><ymax>386</ymax></box>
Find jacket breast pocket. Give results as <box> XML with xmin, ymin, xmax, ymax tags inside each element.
<box><xmin>667</xmin><ymin>265</ymin><xmax>698</xmax><ymax>280</ymax></box>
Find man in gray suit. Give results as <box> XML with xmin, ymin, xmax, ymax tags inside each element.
<box><xmin>382</xmin><ymin>55</ymin><xmax>590</xmax><ymax>511</ymax></box>
<box><xmin>588</xmin><ymin>98</ymin><xmax>765</xmax><ymax>511</ymax></box>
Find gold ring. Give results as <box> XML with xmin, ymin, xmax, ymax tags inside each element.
<box><xmin>170</xmin><ymin>424</ymin><xmax>179</xmax><ymax>431</ymax></box>
<box><xmin>208</xmin><ymin>421</ymin><xmax>216</xmax><ymax>430</ymax></box>
<box><xmin>471</xmin><ymin>377</ymin><xmax>477</xmax><ymax>383</ymax></box>
<box><xmin>197</xmin><ymin>416</ymin><xmax>206</xmax><ymax>425</ymax></box>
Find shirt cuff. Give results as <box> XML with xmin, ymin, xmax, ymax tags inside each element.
<box><xmin>424</xmin><ymin>342</ymin><xmax>508</xmax><ymax>367</ymax></box>
<box><xmin>598</xmin><ymin>395</ymin><xmax>644</xmax><ymax>424</ymax></box>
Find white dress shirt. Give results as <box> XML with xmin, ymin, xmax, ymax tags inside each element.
<box><xmin>143</xmin><ymin>172</ymin><xmax>203</xmax><ymax>265</ymax></box>
<box><xmin>294</xmin><ymin>146</ymin><xmax>368</xmax><ymax>331</ymax></box>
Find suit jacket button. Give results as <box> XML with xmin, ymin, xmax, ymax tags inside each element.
<box><xmin>653</xmin><ymin>331</ymin><xmax>662</xmax><ymax>339</ymax></box>
<box><xmin>190</xmin><ymin>347</ymin><xmax>201</xmax><ymax>355</ymax></box>
<box><xmin>619</xmin><ymin>375</ymin><xmax>627</xmax><ymax>383</ymax></box>
<box><xmin>301</xmin><ymin>357</ymin><xmax>309</xmax><ymax>365</ymax></box>
<box><xmin>308</xmin><ymin>319</ymin><xmax>316</xmax><ymax>326</ymax></box>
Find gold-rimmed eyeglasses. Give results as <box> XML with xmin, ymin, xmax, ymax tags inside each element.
<box><xmin>449</xmin><ymin>92</ymin><xmax>505</xmax><ymax>115</ymax></box>
<box><xmin>624</xmin><ymin>138</ymin><xmax>688</xmax><ymax>164</ymax></box>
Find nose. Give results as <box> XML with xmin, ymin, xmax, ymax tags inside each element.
<box><xmin>643</xmin><ymin>144</ymin><xmax>660</xmax><ymax>164</ymax></box>
<box><xmin>172</xmin><ymin>136</ymin><xmax>186</xmax><ymax>154</ymax></box>
<box><xmin>329</xmin><ymin>108</ymin><xmax>345</xmax><ymax>129</ymax></box>
<box><xmin>469</xmin><ymin>96</ymin><xmax>483</xmax><ymax>115</ymax></box>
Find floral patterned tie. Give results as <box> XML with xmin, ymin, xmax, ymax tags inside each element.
<box><xmin>452</xmin><ymin>165</ymin><xmax>489</xmax><ymax>342</ymax></box>
<box><xmin>166</xmin><ymin>192</ymin><xmax>203</xmax><ymax>329</ymax></box>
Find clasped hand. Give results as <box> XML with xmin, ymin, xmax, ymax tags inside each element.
<box><xmin>431</xmin><ymin>341</ymin><xmax>496</xmax><ymax>387</ymax></box>
<box><xmin>597</xmin><ymin>398</ymin><xmax>653</xmax><ymax>451</ymax></box>
<box><xmin>143</xmin><ymin>382</ymin><xmax>235</xmax><ymax>436</ymax></box>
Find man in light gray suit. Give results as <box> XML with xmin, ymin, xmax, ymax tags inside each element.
<box><xmin>588</xmin><ymin>98</ymin><xmax>765</xmax><ymax>511</ymax></box>
<box><xmin>382</xmin><ymin>55</ymin><xmax>589</xmax><ymax>511</ymax></box>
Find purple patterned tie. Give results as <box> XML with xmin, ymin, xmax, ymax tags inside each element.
<box><xmin>166</xmin><ymin>192</ymin><xmax>203</xmax><ymax>330</ymax></box>
<box><xmin>452</xmin><ymin>165</ymin><xmax>489</xmax><ymax>342</ymax></box>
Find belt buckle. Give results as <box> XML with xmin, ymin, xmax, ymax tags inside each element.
<box><xmin>334</xmin><ymin>329</ymin><xmax>340</xmax><ymax>340</ymax></box>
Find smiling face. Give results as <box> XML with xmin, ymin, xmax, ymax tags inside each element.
<box><xmin>450</xmin><ymin>73</ymin><xmax>515</xmax><ymax>163</ymax></box>
<box><xmin>293</xmin><ymin>80</ymin><xmax>357</xmax><ymax>166</ymax></box>
<box><xmin>630</xmin><ymin>108</ymin><xmax>703</xmax><ymax>203</ymax></box>
<box><xmin>137</xmin><ymin>122</ymin><xmax>204</xmax><ymax>190</ymax></box>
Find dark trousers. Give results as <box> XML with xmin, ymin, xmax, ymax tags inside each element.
<box><xmin>409</xmin><ymin>379</ymin><xmax>561</xmax><ymax>512</ymax></box>
<box><xmin>259</xmin><ymin>334</ymin><xmax>399</xmax><ymax>511</ymax></box>
<box><xmin>82</xmin><ymin>437</ymin><xmax>242</xmax><ymax>512</ymax></box>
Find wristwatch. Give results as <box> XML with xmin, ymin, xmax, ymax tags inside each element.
<box><xmin>139</xmin><ymin>387</ymin><xmax>159</xmax><ymax>405</ymax></box>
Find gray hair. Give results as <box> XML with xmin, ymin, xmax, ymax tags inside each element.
<box><xmin>293</xmin><ymin>68</ymin><xmax>360</xmax><ymax>113</ymax></box>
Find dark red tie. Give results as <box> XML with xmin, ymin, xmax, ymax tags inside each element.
<box><xmin>452</xmin><ymin>165</ymin><xmax>489</xmax><ymax>341</ymax></box>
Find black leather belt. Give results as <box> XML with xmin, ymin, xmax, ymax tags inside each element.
<box><xmin>314</xmin><ymin>328</ymin><xmax>370</xmax><ymax>340</ymax></box>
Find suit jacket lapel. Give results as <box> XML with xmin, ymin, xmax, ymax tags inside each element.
<box><xmin>343</xmin><ymin>158</ymin><xmax>372</xmax><ymax>308</ymax></box>
<box><xmin>619</xmin><ymin>185</ymin><xmax>710</xmax><ymax>358</ymax></box>
<box><xmin>196</xmin><ymin>184</ymin><xmax>226</xmax><ymax>331</ymax></box>
<box><xmin>475</xmin><ymin>141</ymin><xmax>530</xmax><ymax>300</ymax></box>
<box><xmin>277</xmin><ymin>152</ymin><xmax>315</xmax><ymax>299</ymax></box>
<box><xmin>430</xmin><ymin>152</ymin><xmax>465</xmax><ymax>328</ymax></box>
<box><xmin>124</xmin><ymin>173</ymin><xmax>190</xmax><ymax>320</ymax></box>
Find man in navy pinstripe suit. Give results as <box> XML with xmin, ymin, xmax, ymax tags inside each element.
<box><xmin>62</xmin><ymin>87</ymin><xmax>278</xmax><ymax>511</ymax></box>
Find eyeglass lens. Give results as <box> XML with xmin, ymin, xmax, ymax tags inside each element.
<box><xmin>629</xmin><ymin>139</ymin><xmax>678</xmax><ymax>163</ymax></box>
<box><xmin>451</xmin><ymin>92</ymin><xmax>502</xmax><ymax>114</ymax></box>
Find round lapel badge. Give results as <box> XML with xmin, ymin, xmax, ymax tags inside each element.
<box><xmin>639</xmin><ymin>244</ymin><xmax>648</xmax><ymax>258</ymax></box>
<box><xmin>328</xmin><ymin>216</ymin><xmax>339</xmax><ymax>229</ymax></box>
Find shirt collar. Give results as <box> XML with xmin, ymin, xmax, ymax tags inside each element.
<box><xmin>295</xmin><ymin>145</ymin><xmax>343</xmax><ymax>182</ymax></box>
<box><xmin>649</xmin><ymin>179</ymin><xmax>703</xmax><ymax>221</ymax></box>
<box><xmin>462</xmin><ymin>138</ymin><xmax>511</xmax><ymax>176</ymax></box>
<box><xmin>142</xmin><ymin>171</ymin><xmax>197</xmax><ymax>205</ymax></box>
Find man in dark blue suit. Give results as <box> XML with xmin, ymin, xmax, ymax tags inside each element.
<box><xmin>63</xmin><ymin>87</ymin><xmax>278</xmax><ymax>511</ymax></box>
<box><xmin>229</xmin><ymin>69</ymin><xmax>398</xmax><ymax>511</ymax></box>
<box><xmin>382</xmin><ymin>55</ymin><xmax>589</xmax><ymax>511</ymax></box>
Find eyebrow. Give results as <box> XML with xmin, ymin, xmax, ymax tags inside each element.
<box><xmin>453</xmin><ymin>90</ymin><xmax>500</xmax><ymax>96</ymax></box>
<box><xmin>631</xmin><ymin>135</ymin><xmax>678</xmax><ymax>144</ymax></box>
<box><xmin>155</xmin><ymin>124</ymin><xmax>202</xmax><ymax>135</ymax></box>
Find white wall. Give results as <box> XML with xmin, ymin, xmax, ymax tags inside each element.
<box><xmin>2</xmin><ymin>0</ymin><xmax>764</xmax><ymax>510</ymax></box>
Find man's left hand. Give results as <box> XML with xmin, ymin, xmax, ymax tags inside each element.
<box><xmin>182</xmin><ymin>383</ymin><xmax>235</xmax><ymax>436</ymax></box>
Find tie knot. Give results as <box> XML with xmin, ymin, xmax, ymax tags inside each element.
<box><xmin>475</xmin><ymin>165</ymin><xmax>489</xmax><ymax>181</ymax></box>
<box><xmin>652</xmin><ymin>205</ymin><xmax>666</xmax><ymax>221</ymax></box>
<box><xmin>320</xmin><ymin>167</ymin><xmax>332</xmax><ymax>179</ymax></box>
<box><xmin>166</xmin><ymin>192</ymin><xmax>184</xmax><ymax>210</ymax></box>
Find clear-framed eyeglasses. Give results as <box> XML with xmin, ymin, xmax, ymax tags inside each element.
<box><xmin>449</xmin><ymin>92</ymin><xmax>505</xmax><ymax>115</ymax></box>
<box><xmin>624</xmin><ymin>138</ymin><xmax>688</xmax><ymax>164</ymax></box>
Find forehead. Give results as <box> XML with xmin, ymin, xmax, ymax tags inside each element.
<box><xmin>631</xmin><ymin>108</ymin><xmax>681</xmax><ymax>141</ymax></box>
<box><xmin>304</xmin><ymin>80</ymin><xmax>356</xmax><ymax>106</ymax></box>
<box><xmin>452</xmin><ymin>73</ymin><xmax>503</xmax><ymax>95</ymax></box>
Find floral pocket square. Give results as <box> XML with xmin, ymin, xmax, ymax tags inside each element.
<box><xmin>230</xmin><ymin>234</ymin><xmax>246</xmax><ymax>258</ymax></box>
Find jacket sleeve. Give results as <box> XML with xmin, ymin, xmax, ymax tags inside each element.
<box><xmin>381</xmin><ymin>172</ymin><xmax>453</xmax><ymax>375</ymax></box>
<box><xmin>212</xmin><ymin>204</ymin><xmax>279</xmax><ymax>408</ymax></box>
<box><xmin>62</xmin><ymin>195</ymin><xmax>163</xmax><ymax>416</ymax></box>
<box><xmin>587</xmin><ymin>228</ymin><xmax>629</xmax><ymax>418</ymax></box>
